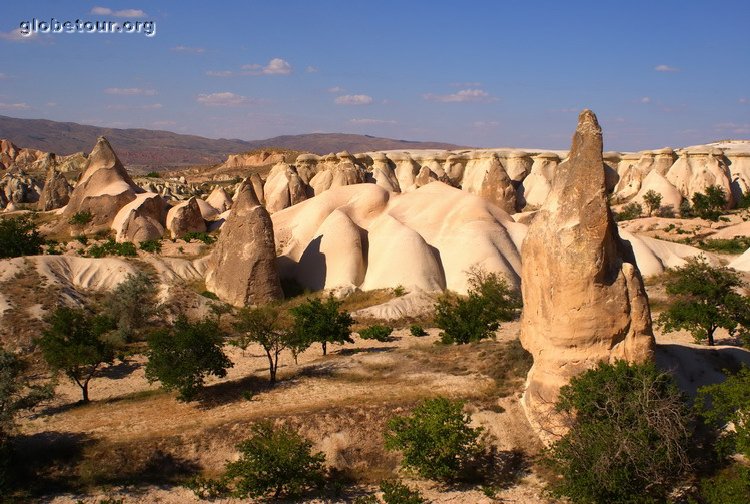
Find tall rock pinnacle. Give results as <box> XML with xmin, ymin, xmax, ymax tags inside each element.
<box><xmin>519</xmin><ymin>110</ymin><xmax>655</xmax><ymax>443</ymax></box>
<box><xmin>205</xmin><ymin>178</ymin><xmax>283</xmax><ymax>307</ymax></box>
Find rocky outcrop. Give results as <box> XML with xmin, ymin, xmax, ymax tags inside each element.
<box><xmin>461</xmin><ymin>153</ymin><xmax>517</xmax><ymax>213</ymax></box>
<box><xmin>0</xmin><ymin>168</ymin><xmax>41</xmax><ymax>208</ymax></box>
<box><xmin>519</xmin><ymin>110</ymin><xmax>655</xmax><ymax>443</ymax></box>
<box><xmin>111</xmin><ymin>193</ymin><xmax>166</xmax><ymax>242</ymax></box>
<box><xmin>205</xmin><ymin>179</ymin><xmax>283</xmax><ymax>306</ymax></box>
<box><xmin>61</xmin><ymin>137</ymin><xmax>139</xmax><ymax>232</ymax></box>
<box><xmin>38</xmin><ymin>168</ymin><xmax>72</xmax><ymax>211</ymax></box>
<box><xmin>264</xmin><ymin>163</ymin><xmax>310</xmax><ymax>213</ymax></box>
<box><xmin>205</xmin><ymin>187</ymin><xmax>232</xmax><ymax>213</ymax></box>
<box><xmin>166</xmin><ymin>197</ymin><xmax>206</xmax><ymax>238</ymax></box>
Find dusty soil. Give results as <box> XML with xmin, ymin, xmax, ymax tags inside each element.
<box><xmin>15</xmin><ymin>323</ymin><xmax>549</xmax><ymax>504</ymax></box>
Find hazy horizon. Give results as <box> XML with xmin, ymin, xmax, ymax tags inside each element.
<box><xmin>1</xmin><ymin>1</ymin><xmax>748</xmax><ymax>151</ymax></box>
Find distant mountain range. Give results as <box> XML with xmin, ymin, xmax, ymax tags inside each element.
<box><xmin>0</xmin><ymin>115</ymin><xmax>467</xmax><ymax>167</ymax></box>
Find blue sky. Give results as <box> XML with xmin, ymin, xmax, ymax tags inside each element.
<box><xmin>1</xmin><ymin>0</ymin><xmax>748</xmax><ymax>150</ymax></box>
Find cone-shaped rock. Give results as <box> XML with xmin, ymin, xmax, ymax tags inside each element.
<box><xmin>61</xmin><ymin>137</ymin><xmax>138</xmax><ymax>231</ymax></box>
<box><xmin>519</xmin><ymin>110</ymin><xmax>655</xmax><ymax>443</ymax></box>
<box><xmin>205</xmin><ymin>179</ymin><xmax>283</xmax><ymax>306</ymax></box>
<box><xmin>166</xmin><ymin>197</ymin><xmax>206</xmax><ymax>239</ymax></box>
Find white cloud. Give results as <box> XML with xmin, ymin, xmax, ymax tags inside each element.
<box><xmin>171</xmin><ymin>45</ymin><xmax>205</xmax><ymax>54</ymax></box>
<box><xmin>0</xmin><ymin>73</ymin><xmax>8</xmax><ymax>79</ymax></box>
<box><xmin>423</xmin><ymin>88</ymin><xmax>496</xmax><ymax>103</ymax></box>
<box><xmin>305</xmin><ymin>65</ymin><xmax>319</xmax><ymax>73</ymax></box>
<box><xmin>640</xmin><ymin>96</ymin><xmax>652</xmax><ymax>104</ymax></box>
<box><xmin>654</xmin><ymin>64</ymin><xmax>679</xmax><ymax>72</ymax></box>
<box><xmin>0</xmin><ymin>28</ymin><xmax>37</xmax><ymax>42</ymax></box>
<box><xmin>327</xmin><ymin>86</ymin><xmax>345</xmax><ymax>93</ymax></box>
<box><xmin>349</xmin><ymin>118</ymin><xmax>397</xmax><ymax>125</ymax></box>
<box><xmin>206</xmin><ymin>70</ymin><xmax>234</xmax><ymax>77</ymax></box>
<box><xmin>0</xmin><ymin>102</ymin><xmax>31</xmax><ymax>110</ymax></box>
<box><xmin>90</xmin><ymin>7</ymin><xmax>147</xmax><ymax>18</ymax></box>
<box><xmin>152</xmin><ymin>120</ymin><xmax>177</xmax><ymax>128</ymax></box>
<box><xmin>104</xmin><ymin>87</ymin><xmax>157</xmax><ymax>96</ymax></box>
<box><xmin>242</xmin><ymin>58</ymin><xmax>292</xmax><ymax>75</ymax></box>
<box><xmin>740</xmin><ymin>97</ymin><xmax>748</xmax><ymax>104</ymax></box>
<box><xmin>335</xmin><ymin>94</ymin><xmax>373</xmax><ymax>105</ymax></box>
<box><xmin>196</xmin><ymin>92</ymin><xmax>250</xmax><ymax>106</ymax></box>
<box><xmin>473</xmin><ymin>120</ymin><xmax>500</xmax><ymax>128</ymax></box>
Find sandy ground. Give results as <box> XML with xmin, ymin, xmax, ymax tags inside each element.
<box><xmin>19</xmin><ymin>324</ymin><xmax>550</xmax><ymax>504</ymax></box>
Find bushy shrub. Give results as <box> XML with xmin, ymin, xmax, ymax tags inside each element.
<box><xmin>385</xmin><ymin>396</ymin><xmax>484</xmax><ymax>481</ymax></box>
<box><xmin>692</xmin><ymin>186</ymin><xmax>727</xmax><ymax>221</ymax></box>
<box><xmin>543</xmin><ymin>360</ymin><xmax>693</xmax><ymax>504</ymax></box>
<box><xmin>0</xmin><ymin>215</ymin><xmax>44</xmax><ymax>258</ymax></box>
<box><xmin>182</xmin><ymin>231</ymin><xmax>215</xmax><ymax>245</ymax></box>
<box><xmin>409</xmin><ymin>325</ymin><xmax>427</xmax><ymax>337</ymax></box>
<box><xmin>68</xmin><ymin>210</ymin><xmax>93</xmax><ymax>227</ymax></box>
<box><xmin>696</xmin><ymin>237</ymin><xmax>750</xmax><ymax>255</ymax></box>
<box><xmin>434</xmin><ymin>267</ymin><xmax>520</xmax><ymax>345</ymax></box>
<box><xmin>380</xmin><ymin>480</ymin><xmax>426</xmax><ymax>504</ymax></box>
<box><xmin>103</xmin><ymin>272</ymin><xmax>159</xmax><ymax>342</ymax></box>
<box><xmin>87</xmin><ymin>238</ymin><xmax>137</xmax><ymax>258</ymax></box>
<box><xmin>139</xmin><ymin>239</ymin><xmax>162</xmax><ymax>253</ymax></box>
<box><xmin>145</xmin><ymin>171</ymin><xmax>160</xmax><ymax>178</ymax></box>
<box><xmin>695</xmin><ymin>464</ymin><xmax>750</xmax><ymax>504</ymax></box>
<box><xmin>223</xmin><ymin>421</ymin><xmax>326</xmax><ymax>500</ymax></box>
<box><xmin>696</xmin><ymin>365</ymin><xmax>750</xmax><ymax>458</ymax></box>
<box><xmin>359</xmin><ymin>324</ymin><xmax>394</xmax><ymax>342</ymax></box>
<box><xmin>614</xmin><ymin>202</ymin><xmax>643</xmax><ymax>221</ymax></box>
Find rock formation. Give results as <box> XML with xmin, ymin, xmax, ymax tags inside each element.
<box><xmin>263</xmin><ymin>163</ymin><xmax>310</xmax><ymax>213</ymax></box>
<box><xmin>205</xmin><ymin>187</ymin><xmax>232</xmax><ymax>213</ymax></box>
<box><xmin>166</xmin><ymin>197</ymin><xmax>207</xmax><ymax>239</ymax></box>
<box><xmin>519</xmin><ymin>110</ymin><xmax>655</xmax><ymax>443</ymax></box>
<box><xmin>205</xmin><ymin>179</ymin><xmax>283</xmax><ymax>306</ymax></box>
<box><xmin>38</xmin><ymin>168</ymin><xmax>72</xmax><ymax>211</ymax></box>
<box><xmin>111</xmin><ymin>193</ymin><xmax>166</xmax><ymax>242</ymax></box>
<box><xmin>61</xmin><ymin>137</ymin><xmax>139</xmax><ymax>232</ymax></box>
<box><xmin>0</xmin><ymin>168</ymin><xmax>41</xmax><ymax>208</ymax></box>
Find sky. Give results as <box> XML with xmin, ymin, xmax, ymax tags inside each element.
<box><xmin>0</xmin><ymin>0</ymin><xmax>748</xmax><ymax>151</ymax></box>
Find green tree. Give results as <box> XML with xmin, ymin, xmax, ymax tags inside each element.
<box><xmin>289</xmin><ymin>295</ymin><xmax>354</xmax><ymax>356</ymax></box>
<box><xmin>642</xmin><ymin>190</ymin><xmax>663</xmax><ymax>217</ymax></box>
<box><xmin>434</xmin><ymin>267</ymin><xmax>520</xmax><ymax>345</ymax></box>
<box><xmin>692</xmin><ymin>186</ymin><xmax>727</xmax><ymax>221</ymax></box>
<box><xmin>223</xmin><ymin>421</ymin><xmax>325</xmax><ymax>500</ymax></box>
<box><xmin>696</xmin><ymin>365</ymin><xmax>750</xmax><ymax>458</ymax></box>
<box><xmin>145</xmin><ymin>316</ymin><xmax>233</xmax><ymax>401</ymax></box>
<box><xmin>0</xmin><ymin>215</ymin><xmax>44</xmax><ymax>258</ymax></box>
<box><xmin>544</xmin><ymin>360</ymin><xmax>693</xmax><ymax>504</ymax></box>
<box><xmin>233</xmin><ymin>306</ymin><xmax>287</xmax><ymax>384</ymax></box>
<box><xmin>656</xmin><ymin>256</ymin><xmax>750</xmax><ymax>346</ymax></box>
<box><xmin>0</xmin><ymin>347</ymin><xmax>53</xmax><ymax>490</ymax></box>
<box><xmin>102</xmin><ymin>272</ymin><xmax>159</xmax><ymax>342</ymax></box>
<box><xmin>384</xmin><ymin>396</ymin><xmax>484</xmax><ymax>481</ymax></box>
<box><xmin>38</xmin><ymin>307</ymin><xmax>116</xmax><ymax>402</ymax></box>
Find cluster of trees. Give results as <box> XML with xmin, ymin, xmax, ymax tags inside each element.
<box><xmin>36</xmin><ymin>279</ymin><xmax>357</xmax><ymax>402</ymax></box>
<box><xmin>544</xmin><ymin>358</ymin><xmax>750</xmax><ymax>504</ymax></box>
<box><xmin>614</xmin><ymin>185</ymin><xmax>744</xmax><ymax>222</ymax></box>
<box><xmin>187</xmin><ymin>395</ymin><xmax>487</xmax><ymax>502</ymax></box>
